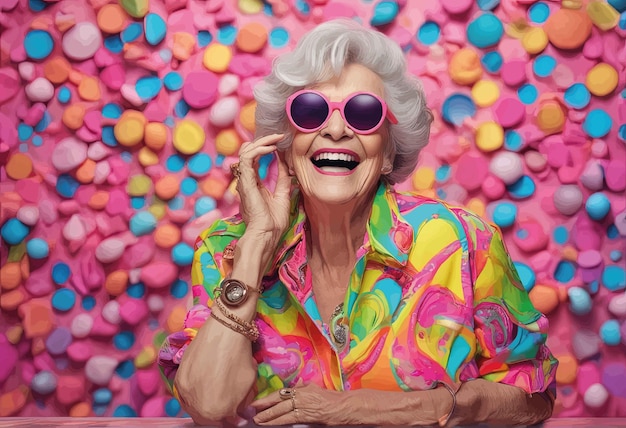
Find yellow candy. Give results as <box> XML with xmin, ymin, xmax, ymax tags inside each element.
<box><xmin>412</xmin><ymin>167</ymin><xmax>435</xmax><ymax>191</ymax></box>
<box><xmin>138</xmin><ymin>147</ymin><xmax>159</xmax><ymax>167</ymax></box>
<box><xmin>166</xmin><ymin>305</ymin><xmax>187</xmax><ymax>333</ymax></box>
<box><xmin>587</xmin><ymin>1</ymin><xmax>620</xmax><ymax>30</ymax></box>
<box><xmin>465</xmin><ymin>198</ymin><xmax>485</xmax><ymax>217</ymax></box>
<box><xmin>203</xmin><ymin>43</ymin><xmax>232</xmax><ymax>73</ymax></box>
<box><xmin>562</xmin><ymin>0</ymin><xmax>583</xmax><ymax>9</ymax></box>
<box><xmin>475</xmin><ymin>122</ymin><xmax>504</xmax><ymax>152</ymax></box>
<box><xmin>114</xmin><ymin>110</ymin><xmax>146</xmax><ymax>147</ymax></box>
<box><xmin>471</xmin><ymin>80</ymin><xmax>500</xmax><ymax>108</ymax></box>
<box><xmin>148</xmin><ymin>202</ymin><xmax>167</xmax><ymax>220</ymax></box>
<box><xmin>134</xmin><ymin>345</ymin><xmax>157</xmax><ymax>368</ymax></box>
<box><xmin>215</xmin><ymin>129</ymin><xmax>241</xmax><ymax>156</ymax></box>
<box><xmin>505</xmin><ymin>19</ymin><xmax>530</xmax><ymax>39</ymax></box>
<box><xmin>238</xmin><ymin>0</ymin><xmax>264</xmax><ymax>14</ymax></box>
<box><xmin>521</xmin><ymin>27</ymin><xmax>548</xmax><ymax>55</ymax></box>
<box><xmin>173</xmin><ymin>119</ymin><xmax>205</xmax><ymax>155</ymax></box>
<box><xmin>127</xmin><ymin>174</ymin><xmax>152</xmax><ymax>196</ymax></box>
<box><xmin>448</xmin><ymin>48</ymin><xmax>482</xmax><ymax>86</ymax></box>
<box><xmin>585</xmin><ymin>63</ymin><xmax>618</xmax><ymax>97</ymax></box>
<box><xmin>239</xmin><ymin>101</ymin><xmax>257</xmax><ymax>133</ymax></box>
<box><xmin>536</xmin><ymin>101</ymin><xmax>566</xmax><ymax>135</ymax></box>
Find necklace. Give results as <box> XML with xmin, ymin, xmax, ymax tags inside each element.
<box><xmin>329</xmin><ymin>302</ymin><xmax>348</xmax><ymax>351</ymax></box>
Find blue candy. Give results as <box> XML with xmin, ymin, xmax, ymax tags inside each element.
<box><xmin>113</xmin><ymin>331</ymin><xmax>135</xmax><ymax>351</ymax></box>
<box><xmin>197</xmin><ymin>30</ymin><xmax>213</xmax><ymax>47</ymax></box>
<box><xmin>121</xmin><ymin>23</ymin><xmax>143</xmax><ymax>43</ymax></box>
<box><xmin>115</xmin><ymin>360</ymin><xmax>135</xmax><ymax>379</ymax></box>
<box><xmin>51</xmin><ymin>262</ymin><xmax>71</xmax><ymax>285</ymax></box>
<box><xmin>18</xmin><ymin>123</ymin><xmax>34</xmax><ymax>142</ymax></box>
<box><xmin>435</xmin><ymin>164</ymin><xmax>451</xmax><ymax>183</ymax></box>
<box><xmin>174</xmin><ymin>99</ymin><xmax>190</xmax><ymax>118</ymax></box>
<box><xmin>129</xmin><ymin>211</ymin><xmax>157</xmax><ymax>236</ymax></box>
<box><xmin>585</xmin><ymin>192</ymin><xmax>611</xmax><ymax>220</ymax></box>
<box><xmin>26</xmin><ymin>238</ymin><xmax>49</xmax><ymax>259</ymax></box>
<box><xmin>56</xmin><ymin>174</ymin><xmax>80</xmax><ymax>198</ymax></box>
<box><xmin>102</xmin><ymin>126</ymin><xmax>118</xmax><ymax>147</ymax></box>
<box><xmin>35</xmin><ymin>111</ymin><xmax>51</xmax><ymax>132</ymax></box>
<box><xmin>180</xmin><ymin>177</ymin><xmax>198</xmax><ymax>196</ymax></box>
<box><xmin>504</xmin><ymin>130</ymin><xmax>524</xmax><ymax>151</ymax></box>
<box><xmin>477</xmin><ymin>0</ymin><xmax>500</xmax><ymax>10</ymax></box>
<box><xmin>102</xmin><ymin>103</ymin><xmax>123</xmax><ymax>119</ymax></box>
<box><xmin>93</xmin><ymin>388</ymin><xmax>113</xmax><ymax>405</ymax></box>
<box><xmin>269</xmin><ymin>27</ymin><xmax>289</xmax><ymax>48</ymax></box>
<box><xmin>82</xmin><ymin>296</ymin><xmax>96</xmax><ymax>311</ymax></box>
<box><xmin>127</xmin><ymin>282</ymin><xmax>145</xmax><ymax>298</ymax></box>
<box><xmin>481</xmin><ymin>51</ymin><xmax>503</xmax><ymax>73</ymax></box>
<box><xmin>441</xmin><ymin>93</ymin><xmax>476</xmax><ymax>126</ymax></box>
<box><xmin>165</xmin><ymin>398</ymin><xmax>181</xmax><ymax>417</ymax></box>
<box><xmin>170</xmin><ymin>279</ymin><xmax>189</xmax><ymax>299</ymax></box>
<box><xmin>467</xmin><ymin>13</ymin><xmax>503</xmax><ymax>48</ymax></box>
<box><xmin>507</xmin><ymin>175</ymin><xmax>536</xmax><ymax>199</ymax></box>
<box><xmin>188</xmin><ymin>153</ymin><xmax>212</xmax><ymax>176</ymax></box>
<box><xmin>564</xmin><ymin>83</ymin><xmax>591</xmax><ymax>109</ymax></box>
<box><xmin>113</xmin><ymin>404</ymin><xmax>137</xmax><ymax>417</ymax></box>
<box><xmin>104</xmin><ymin>35</ymin><xmax>124</xmax><ymax>53</ymax></box>
<box><xmin>602</xmin><ymin>265</ymin><xmax>626</xmax><ymax>291</ymax></box>
<box><xmin>145</xmin><ymin>13</ymin><xmax>167</xmax><ymax>45</ymax></box>
<box><xmin>166</xmin><ymin>154</ymin><xmax>186</xmax><ymax>172</ymax></box>
<box><xmin>554</xmin><ymin>260</ymin><xmax>576</xmax><ymax>283</ymax></box>
<box><xmin>517</xmin><ymin>84</ymin><xmax>538</xmax><ymax>105</ymax></box>
<box><xmin>195</xmin><ymin>196</ymin><xmax>217</xmax><ymax>217</ymax></box>
<box><xmin>1</xmin><ymin>218</ymin><xmax>29</xmax><ymax>245</ymax></box>
<box><xmin>568</xmin><ymin>287</ymin><xmax>592</xmax><ymax>315</ymax></box>
<box><xmin>583</xmin><ymin>109</ymin><xmax>613</xmax><ymax>138</ymax></box>
<box><xmin>417</xmin><ymin>21</ymin><xmax>440</xmax><ymax>45</ymax></box>
<box><xmin>163</xmin><ymin>71</ymin><xmax>183</xmax><ymax>91</ymax></box>
<box><xmin>370</xmin><ymin>0</ymin><xmax>399</xmax><ymax>26</ymax></box>
<box><xmin>599</xmin><ymin>320</ymin><xmax>621</xmax><ymax>346</ymax></box>
<box><xmin>32</xmin><ymin>135</ymin><xmax>43</xmax><ymax>147</ymax></box>
<box><xmin>513</xmin><ymin>262</ymin><xmax>536</xmax><ymax>292</ymax></box>
<box><xmin>135</xmin><ymin>76</ymin><xmax>163</xmax><ymax>101</ymax></box>
<box><xmin>608</xmin><ymin>0</ymin><xmax>626</xmax><ymax>13</ymax></box>
<box><xmin>528</xmin><ymin>2</ymin><xmax>550</xmax><ymax>23</ymax></box>
<box><xmin>552</xmin><ymin>225</ymin><xmax>568</xmax><ymax>245</ymax></box>
<box><xmin>24</xmin><ymin>30</ymin><xmax>54</xmax><ymax>60</ymax></box>
<box><xmin>533</xmin><ymin>54</ymin><xmax>556</xmax><ymax>78</ymax></box>
<box><xmin>130</xmin><ymin>197</ymin><xmax>145</xmax><ymax>210</ymax></box>
<box><xmin>172</xmin><ymin>243</ymin><xmax>194</xmax><ymax>266</ymax></box>
<box><xmin>610</xmin><ymin>250</ymin><xmax>623</xmax><ymax>262</ymax></box>
<box><xmin>217</xmin><ymin>25</ymin><xmax>238</xmax><ymax>45</ymax></box>
<box><xmin>51</xmin><ymin>288</ymin><xmax>76</xmax><ymax>312</ymax></box>
<box><xmin>492</xmin><ymin>202</ymin><xmax>517</xmax><ymax>228</ymax></box>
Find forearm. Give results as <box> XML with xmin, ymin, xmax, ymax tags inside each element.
<box><xmin>334</xmin><ymin>379</ymin><xmax>553</xmax><ymax>427</ymax></box>
<box><xmin>175</xmin><ymin>235</ymin><xmax>272</xmax><ymax>422</ymax></box>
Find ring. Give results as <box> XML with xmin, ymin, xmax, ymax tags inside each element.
<box><xmin>279</xmin><ymin>388</ymin><xmax>295</xmax><ymax>400</ymax></box>
<box><xmin>230</xmin><ymin>162</ymin><xmax>241</xmax><ymax>178</ymax></box>
<box><xmin>291</xmin><ymin>396</ymin><xmax>297</xmax><ymax>411</ymax></box>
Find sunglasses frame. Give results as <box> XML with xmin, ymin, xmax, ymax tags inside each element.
<box><xmin>285</xmin><ymin>89</ymin><xmax>398</xmax><ymax>135</ymax></box>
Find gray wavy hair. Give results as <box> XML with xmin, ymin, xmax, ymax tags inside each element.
<box><xmin>253</xmin><ymin>19</ymin><xmax>433</xmax><ymax>184</ymax></box>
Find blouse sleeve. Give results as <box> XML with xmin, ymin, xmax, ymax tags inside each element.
<box><xmin>470</xmin><ymin>220</ymin><xmax>558</xmax><ymax>395</ymax></box>
<box><xmin>157</xmin><ymin>218</ymin><xmax>243</xmax><ymax>396</ymax></box>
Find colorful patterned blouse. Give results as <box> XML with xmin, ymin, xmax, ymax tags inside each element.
<box><xmin>158</xmin><ymin>182</ymin><xmax>558</xmax><ymax>400</ymax></box>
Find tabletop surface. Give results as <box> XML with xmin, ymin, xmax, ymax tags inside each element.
<box><xmin>0</xmin><ymin>418</ymin><xmax>625</xmax><ymax>428</ymax></box>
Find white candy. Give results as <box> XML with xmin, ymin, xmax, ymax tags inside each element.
<box><xmin>18</xmin><ymin>62</ymin><xmax>36</xmax><ymax>81</ymax></box>
<box><xmin>63</xmin><ymin>214</ymin><xmax>87</xmax><ymax>242</ymax></box>
<box><xmin>608</xmin><ymin>293</ymin><xmax>626</xmax><ymax>318</ymax></box>
<box><xmin>51</xmin><ymin>137</ymin><xmax>88</xmax><ymax>173</ymax></box>
<box><xmin>93</xmin><ymin>160</ymin><xmax>112</xmax><ymax>185</ymax></box>
<box><xmin>102</xmin><ymin>300</ymin><xmax>121</xmax><ymax>325</ymax></box>
<box><xmin>31</xmin><ymin>370</ymin><xmax>57</xmax><ymax>395</ymax></box>
<box><xmin>85</xmin><ymin>355</ymin><xmax>118</xmax><ymax>386</ymax></box>
<box><xmin>62</xmin><ymin>22</ymin><xmax>102</xmax><ymax>61</ymax></box>
<box><xmin>218</xmin><ymin>74</ymin><xmax>240</xmax><ymax>96</ymax></box>
<box><xmin>95</xmin><ymin>237</ymin><xmax>126</xmax><ymax>263</ymax></box>
<box><xmin>489</xmin><ymin>152</ymin><xmax>524</xmax><ymax>185</ymax></box>
<box><xmin>71</xmin><ymin>313</ymin><xmax>94</xmax><ymax>338</ymax></box>
<box><xmin>16</xmin><ymin>205</ymin><xmax>39</xmax><ymax>226</ymax></box>
<box><xmin>147</xmin><ymin>294</ymin><xmax>164</xmax><ymax>312</ymax></box>
<box><xmin>87</xmin><ymin>141</ymin><xmax>113</xmax><ymax>161</ymax></box>
<box><xmin>209</xmin><ymin>96</ymin><xmax>239</xmax><ymax>128</ymax></box>
<box><xmin>25</xmin><ymin>77</ymin><xmax>54</xmax><ymax>103</ymax></box>
<box><xmin>583</xmin><ymin>383</ymin><xmax>609</xmax><ymax>408</ymax></box>
<box><xmin>553</xmin><ymin>185</ymin><xmax>584</xmax><ymax>216</ymax></box>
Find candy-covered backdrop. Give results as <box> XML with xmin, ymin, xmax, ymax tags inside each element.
<box><xmin>1</xmin><ymin>0</ymin><xmax>625</xmax><ymax>419</ymax></box>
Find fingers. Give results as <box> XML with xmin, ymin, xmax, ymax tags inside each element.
<box><xmin>252</xmin><ymin>398</ymin><xmax>295</xmax><ymax>425</ymax></box>
<box><xmin>250</xmin><ymin>390</ymin><xmax>281</xmax><ymax>411</ymax></box>
<box><xmin>237</xmin><ymin>133</ymin><xmax>284</xmax><ymax>186</ymax></box>
<box><xmin>272</xmin><ymin>150</ymin><xmax>292</xmax><ymax>199</ymax></box>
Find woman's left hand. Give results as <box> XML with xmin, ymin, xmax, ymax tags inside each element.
<box><xmin>250</xmin><ymin>383</ymin><xmax>345</xmax><ymax>426</ymax></box>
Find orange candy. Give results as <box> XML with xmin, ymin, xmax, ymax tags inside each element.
<box><xmin>114</xmin><ymin>110</ymin><xmax>146</xmax><ymax>147</ymax></box>
<box><xmin>1</xmin><ymin>288</ymin><xmax>27</xmax><ymax>311</ymax></box>
<box><xmin>200</xmin><ymin>176</ymin><xmax>229</xmax><ymax>199</ymax></box>
<box><xmin>6</xmin><ymin>153</ymin><xmax>33</xmax><ymax>180</ymax></box>
<box><xmin>144</xmin><ymin>122</ymin><xmax>168</xmax><ymax>151</ymax></box>
<box><xmin>69</xmin><ymin>402</ymin><xmax>92</xmax><ymax>417</ymax></box>
<box><xmin>105</xmin><ymin>270</ymin><xmax>129</xmax><ymax>296</ymax></box>
<box><xmin>88</xmin><ymin>191</ymin><xmax>109</xmax><ymax>210</ymax></box>
<box><xmin>239</xmin><ymin>100</ymin><xmax>257</xmax><ymax>134</ymax></box>
<box><xmin>172</xmin><ymin>32</ymin><xmax>196</xmax><ymax>61</ymax></box>
<box><xmin>62</xmin><ymin>104</ymin><xmax>86</xmax><ymax>130</ymax></box>
<box><xmin>155</xmin><ymin>175</ymin><xmax>180</xmax><ymax>200</ymax></box>
<box><xmin>529</xmin><ymin>284</ymin><xmax>560</xmax><ymax>314</ymax></box>
<box><xmin>166</xmin><ymin>305</ymin><xmax>187</xmax><ymax>333</ymax></box>
<box><xmin>536</xmin><ymin>101</ymin><xmax>566</xmax><ymax>135</ymax></box>
<box><xmin>96</xmin><ymin>4</ymin><xmax>127</xmax><ymax>34</ymax></box>
<box><xmin>236</xmin><ymin>22</ymin><xmax>268</xmax><ymax>53</ymax></box>
<box><xmin>76</xmin><ymin>159</ymin><xmax>96</xmax><ymax>184</ymax></box>
<box><xmin>77</xmin><ymin>76</ymin><xmax>101</xmax><ymax>101</ymax></box>
<box><xmin>44</xmin><ymin>56</ymin><xmax>72</xmax><ymax>84</ymax></box>
<box><xmin>544</xmin><ymin>8</ymin><xmax>592</xmax><ymax>50</ymax></box>
<box><xmin>448</xmin><ymin>48</ymin><xmax>483</xmax><ymax>86</ymax></box>
<box><xmin>555</xmin><ymin>353</ymin><xmax>578</xmax><ymax>384</ymax></box>
<box><xmin>0</xmin><ymin>262</ymin><xmax>21</xmax><ymax>290</ymax></box>
<box><xmin>154</xmin><ymin>223</ymin><xmax>181</xmax><ymax>249</ymax></box>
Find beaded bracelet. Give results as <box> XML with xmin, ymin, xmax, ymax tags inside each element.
<box><xmin>210</xmin><ymin>311</ymin><xmax>259</xmax><ymax>341</ymax></box>
<box><xmin>213</xmin><ymin>295</ymin><xmax>260</xmax><ymax>340</ymax></box>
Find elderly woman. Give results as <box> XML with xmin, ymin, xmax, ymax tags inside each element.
<box><xmin>159</xmin><ymin>19</ymin><xmax>558</xmax><ymax>427</ymax></box>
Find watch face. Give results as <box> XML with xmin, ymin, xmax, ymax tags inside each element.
<box><xmin>221</xmin><ymin>279</ymin><xmax>247</xmax><ymax>306</ymax></box>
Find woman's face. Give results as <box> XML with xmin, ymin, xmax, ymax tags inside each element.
<box><xmin>285</xmin><ymin>63</ymin><xmax>392</xmax><ymax>207</ymax></box>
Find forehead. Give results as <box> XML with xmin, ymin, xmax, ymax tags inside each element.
<box><xmin>308</xmin><ymin>63</ymin><xmax>385</xmax><ymax>98</ymax></box>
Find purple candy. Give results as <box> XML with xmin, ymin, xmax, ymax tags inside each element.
<box><xmin>45</xmin><ymin>327</ymin><xmax>73</xmax><ymax>356</ymax></box>
<box><xmin>602</xmin><ymin>363</ymin><xmax>626</xmax><ymax>398</ymax></box>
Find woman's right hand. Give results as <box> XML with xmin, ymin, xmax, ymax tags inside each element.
<box><xmin>235</xmin><ymin>133</ymin><xmax>292</xmax><ymax>260</ymax></box>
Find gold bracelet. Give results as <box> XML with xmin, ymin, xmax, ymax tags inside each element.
<box><xmin>210</xmin><ymin>311</ymin><xmax>259</xmax><ymax>341</ymax></box>
<box><xmin>214</xmin><ymin>296</ymin><xmax>260</xmax><ymax>338</ymax></box>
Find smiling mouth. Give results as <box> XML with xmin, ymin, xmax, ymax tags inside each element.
<box><xmin>310</xmin><ymin>153</ymin><xmax>360</xmax><ymax>171</ymax></box>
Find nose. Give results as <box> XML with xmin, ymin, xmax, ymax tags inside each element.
<box><xmin>320</xmin><ymin>109</ymin><xmax>353</xmax><ymax>141</ymax></box>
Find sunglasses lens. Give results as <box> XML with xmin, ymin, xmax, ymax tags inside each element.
<box><xmin>344</xmin><ymin>94</ymin><xmax>384</xmax><ymax>131</ymax></box>
<box><xmin>290</xmin><ymin>92</ymin><xmax>329</xmax><ymax>130</ymax></box>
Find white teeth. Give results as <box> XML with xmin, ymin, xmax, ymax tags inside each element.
<box><xmin>313</xmin><ymin>152</ymin><xmax>356</xmax><ymax>162</ymax></box>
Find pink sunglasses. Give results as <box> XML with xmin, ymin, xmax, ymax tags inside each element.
<box><xmin>285</xmin><ymin>89</ymin><xmax>398</xmax><ymax>135</ymax></box>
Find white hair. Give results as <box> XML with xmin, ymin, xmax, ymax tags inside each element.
<box><xmin>253</xmin><ymin>19</ymin><xmax>433</xmax><ymax>184</ymax></box>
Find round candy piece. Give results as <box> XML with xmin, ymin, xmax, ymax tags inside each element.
<box><xmin>163</xmin><ymin>71</ymin><xmax>183</xmax><ymax>91</ymax></box>
<box><xmin>471</xmin><ymin>80</ymin><xmax>500</xmax><ymax>107</ymax></box>
<box><xmin>587</xmin><ymin>1</ymin><xmax>620</xmax><ymax>30</ymax></box>
<box><xmin>269</xmin><ymin>27</ymin><xmax>289</xmax><ymax>48</ymax></box>
<box><xmin>441</xmin><ymin>0</ymin><xmax>472</xmax><ymax>14</ymax></box>
<box><xmin>602</xmin><ymin>266</ymin><xmax>626</xmax><ymax>291</ymax></box>
<box><xmin>584</xmin><ymin>384</ymin><xmax>610</xmax><ymax>408</ymax></box>
<box><xmin>568</xmin><ymin>287</ymin><xmax>592</xmax><ymax>315</ymax></box>
<box><xmin>114</xmin><ymin>110</ymin><xmax>146</xmax><ymax>147</ymax></box>
<box><xmin>553</xmin><ymin>184</ymin><xmax>584</xmax><ymax>216</ymax></box>
<box><xmin>481</xmin><ymin>51</ymin><xmax>503</xmax><ymax>74</ymax></box>
<box><xmin>528</xmin><ymin>2</ymin><xmax>550</xmax><ymax>23</ymax></box>
<box><xmin>171</xmin><ymin>243</ymin><xmax>194</xmax><ymax>266</ymax></box>
<box><xmin>144</xmin><ymin>122</ymin><xmax>168</xmax><ymax>151</ymax></box>
<box><xmin>236</xmin><ymin>22</ymin><xmax>268</xmax><ymax>53</ymax></box>
<box><xmin>441</xmin><ymin>93</ymin><xmax>476</xmax><ymax>126</ymax></box>
<box><xmin>517</xmin><ymin>83</ymin><xmax>538</xmax><ymax>105</ymax></box>
<box><xmin>32</xmin><ymin>371</ymin><xmax>57</xmax><ymax>395</ymax></box>
<box><xmin>583</xmin><ymin>109</ymin><xmax>613</xmax><ymax>138</ymax></box>
<box><xmin>585</xmin><ymin>63</ymin><xmax>618</xmax><ymax>96</ymax></box>
<box><xmin>51</xmin><ymin>288</ymin><xmax>76</xmax><ymax>312</ymax></box>
<box><xmin>1</xmin><ymin>218</ymin><xmax>29</xmax><ymax>245</ymax></box>
<box><xmin>370</xmin><ymin>0</ymin><xmax>399</xmax><ymax>26</ymax></box>
<box><xmin>145</xmin><ymin>13</ymin><xmax>167</xmax><ymax>45</ymax></box>
<box><xmin>500</xmin><ymin>60</ymin><xmax>527</xmax><ymax>87</ymax></box>
<box><xmin>448</xmin><ymin>48</ymin><xmax>482</xmax><ymax>86</ymax></box>
<box><xmin>564</xmin><ymin>83</ymin><xmax>591</xmax><ymax>109</ymax></box>
<box><xmin>600</xmin><ymin>320</ymin><xmax>621</xmax><ymax>345</ymax></box>
<box><xmin>6</xmin><ymin>153</ymin><xmax>33</xmax><ymax>180</ymax></box>
<box><xmin>188</xmin><ymin>152</ymin><xmax>212</xmax><ymax>176</ymax></box>
<box><xmin>203</xmin><ymin>43</ymin><xmax>232</xmax><ymax>73</ymax></box>
<box><xmin>492</xmin><ymin>202</ymin><xmax>517</xmax><ymax>228</ymax></box>
<box><xmin>493</xmin><ymin>97</ymin><xmax>525</xmax><ymax>128</ymax></box>
<box><xmin>182</xmin><ymin>71</ymin><xmax>219</xmax><ymax>109</ymax></box>
<box><xmin>129</xmin><ymin>211</ymin><xmax>157</xmax><ymax>236</ymax></box>
<box><xmin>536</xmin><ymin>101</ymin><xmax>565</xmax><ymax>135</ymax></box>
<box><xmin>475</xmin><ymin>121</ymin><xmax>504</xmax><ymax>152</ymax></box>
<box><xmin>507</xmin><ymin>175</ymin><xmax>535</xmax><ymax>199</ymax></box>
<box><xmin>522</xmin><ymin>27</ymin><xmax>548</xmax><ymax>54</ymax></box>
<box><xmin>513</xmin><ymin>262</ymin><xmax>536</xmax><ymax>292</ymax></box>
<box><xmin>97</xmin><ymin>4</ymin><xmax>127</xmax><ymax>34</ymax></box>
<box><xmin>120</xmin><ymin>0</ymin><xmax>149</xmax><ymax>18</ymax></box>
<box><xmin>173</xmin><ymin>120</ymin><xmax>205</xmax><ymax>155</ymax></box>
<box><xmin>215</xmin><ymin>129</ymin><xmax>241</xmax><ymax>156</ymax></box>
<box><xmin>533</xmin><ymin>54</ymin><xmax>556</xmax><ymax>77</ymax></box>
<box><xmin>585</xmin><ymin>192</ymin><xmax>611</xmax><ymax>220</ymax></box>
<box><xmin>466</xmin><ymin>13</ymin><xmax>503</xmax><ymax>48</ymax></box>
<box><xmin>489</xmin><ymin>152</ymin><xmax>523</xmax><ymax>185</ymax></box>
<box><xmin>62</xmin><ymin>22</ymin><xmax>102</xmax><ymax>61</ymax></box>
<box><xmin>51</xmin><ymin>262</ymin><xmax>71</xmax><ymax>285</ymax></box>
<box><xmin>417</xmin><ymin>21</ymin><xmax>440</xmax><ymax>45</ymax></box>
<box><xmin>135</xmin><ymin>76</ymin><xmax>162</xmax><ymax>101</ymax></box>
<box><xmin>24</xmin><ymin>30</ymin><xmax>54</xmax><ymax>60</ymax></box>
<box><xmin>26</xmin><ymin>238</ymin><xmax>49</xmax><ymax>259</ymax></box>
<box><xmin>544</xmin><ymin>8</ymin><xmax>592</xmax><ymax>49</ymax></box>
